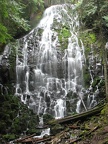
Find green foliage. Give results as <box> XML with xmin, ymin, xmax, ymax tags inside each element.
<box><xmin>22</xmin><ymin>0</ymin><xmax>44</xmax><ymax>20</ymax></box>
<box><xmin>0</xmin><ymin>23</ymin><xmax>12</xmax><ymax>43</ymax></box>
<box><xmin>59</xmin><ymin>26</ymin><xmax>71</xmax><ymax>38</ymax></box>
<box><xmin>58</xmin><ymin>26</ymin><xmax>71</xmax><ymax>51</ymax></box>
<box><xmin>78</xmin><ymin>0</ymin><xmax>108</xmax><ymax>42</ymax></box>
<box><xmin>0</xmin><ymin>0</ymin><xmax>44</xmax><ymax>44</ymax></box>
<box><xmin>82</xmin><ymin>1</ymin><xmax>97</xmax><ymax>16</ymax></box>
<box><xmin>100</xmin><ymin>104</ymin><xmax>108</xmax><ymax>125</ymax></box>
<box><xmin>101</xmin><ymin>104</ymin><xmax>108</xmax><ymax>115</ymax></box>
<box><xmin>79</xmin><ymin>31</ymin><xmax>96</xmax><ymax>57</ymax></box>
<box><xmin>80</xmin><ymin>31</ymin><xmax>96</xmax><ymax>45</ymax></box>
<box><xmin>0</xmin><ymin>0</ymin><xmax>30</xmax><ymax>43</ymax></box>
<box><xmin>103</xmin><ymin>16</ymin><xmax>108</xmax><ymax>27</ymax></box>
<box><xmin>0</xmin><ymin>94</ymin><xmax>39</xmax><ymax>142</ymax></box>
<box><xmin>89</xmin><ymin>33</ymin><xmax>96</xmax><ymax>43</ymax></box>
<box><xmin>3</xmin><ymin>134</ymin><xmax>16</xmax><ymax>141</ymax></box>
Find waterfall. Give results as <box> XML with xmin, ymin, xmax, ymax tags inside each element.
<box><xmin>15</xmin><ymin>4</ymin><xmax>90</xmax><ymax>119</ymax></box>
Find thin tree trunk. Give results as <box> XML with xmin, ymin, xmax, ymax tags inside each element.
<box><xmin>104</xmin><ymin>43</ymin><xmax>108</xmax><ymax>101</ymax></box>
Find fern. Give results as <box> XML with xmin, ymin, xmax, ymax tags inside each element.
<box><xmin>103</xmin><ymin>16</ymin><xmax>108</xmax><ymax>27</ymax></box>
<box><xmin>0</xmin><ymin>23</ymin><xmax>11</xmax><ymax>43</ymax></box>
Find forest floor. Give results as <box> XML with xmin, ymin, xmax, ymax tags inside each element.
<box><xmin>47</xmin><ymin>103</ymin><xmax>108</xmax><ymax>144</ymax></box>
<box><xmin>14</xmin><ymin>102</ymin><xmax>108</xmax><ymax>144</ymax></box>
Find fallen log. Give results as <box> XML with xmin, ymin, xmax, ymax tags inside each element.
<box><xmin>51</xmin><ymin>128</ymin><xmax>69</xmax><ymax>144</ymax></box>
<box><xmin>14</xmin><ymin>134</ymin><xmax>36</xmax><ymax>143</ymax></box>
<box><xmin>68</xmin><ymin>126</ymin><xmax>99</xmax><ymax>144</ymax></box>
<box><xmin>68</xmin><ymin>124</ymin><xmax>90</xmax><ymax>130</ymax></box>
<box><xmin>54</xmin><ymin>104</ymin><xmax>104</xmax><ymax>124</ymax></box>
<box><xmin>19</xmin><ymin>137</ymin><xmax>51</xmax><ymax>143</ymax></box>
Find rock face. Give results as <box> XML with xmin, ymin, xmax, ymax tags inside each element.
<box><xmin>15</xmin><ymin>4</ymin><xmax>86</xmax><ymax>118</ymax></box>
<box><xmin>84</xmin><ymin>47</ymin><xmax>105</xmax><ymax>103</ymax></box>
<box><xmin>14</xmin><ymin>3</ymin><xmax>105</xmax><ymax>120</ymax></box>
<box><xmin>0</xmin><ymin>45</ymin><xmax>16</xmax><ymax>95</ymax></box>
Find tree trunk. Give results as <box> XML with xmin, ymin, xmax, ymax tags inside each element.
<box><xmin>104</xmin><ymin>43</ymin><xmax>108</xmax><ymax>101</ymax></box>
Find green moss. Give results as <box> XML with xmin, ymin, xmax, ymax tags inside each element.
<box><xmin>3</xmin><ymin>134</ymin><xmax>16</xmax><ymax>141</ymax></box>
<box><xmin>79</xmin><ymin>31</ymin><xmax>96</xmax><ymax>56</ymax></box>
<box><xmin>53</xmin><ymin>22</ymin><xmax>71</xmax><ymax>51</ymax></box>
<box><xmin>85</xmin><ymin>47</ymin><xmax>91</xmax><ymax>55</ymax></box>
<box><xmin>80</xmin><ymin>31</ymin><xmax>96</xmax><ymax>44</ymax></box>
<box><xmin>59</xmin><ymin>26</ymin><xmax>71</xmax><ymax>38</ymax></box>
<box><xmin>83</xmin><ymin>67</ymin><xmax>91</xmax><ymax>88</ymax></box>
<box><xmin>101</xmin><ymin>104</ymin><xmax>108</xmax><ymax>116</ymax></box>
<box><xmin>27</xmin><ymin>128</ymin><xmax>40</xmax><ymax>135</ymax></box>
<box><xmin>58</xmin><ymin>26</ymin><xmax>71</xmax><ymax>51</ymax></box>
<box><xmin>43</xmin><ymin>113</ymin><xmax>54</xmax><ymax>124</ymax></box>
<box><xmin>89</xmin><ymin>33</ymin><xmax>96</xmax><ymax>43</ymax></box>
<box><xmin>0</xmin><ymin>94</ymin><xmax>39</xmax><ymax>142</ymax></box>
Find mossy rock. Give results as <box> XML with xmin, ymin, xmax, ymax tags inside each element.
<box><xmin>0</xmin><ymin>94</ymin><xmax>40</xmax><ymax>142</ymax></box>
<box><xmin>43</xmin><ymin>113</ymin><xmax>54</xmax><ymax>124</ymax></box>
<box><xmin>37</xmin><ymin>28</ymin><xmax>44</xmax><ymax>36</ymax></box>
<box><xmin>92</xmin><ymin>77</ymin><xmax>100</xmax><ymax>87</ymax></box>
<box><xmin>83</xmin><ymin>66</ymin><xmax>91</xmax><ymax>88</ymax></box>
<box><xmin>50</xmin><ymin>123</ymin><xmax>64</xmax><ymax>135</ymax></box>
<box><xmin>26</xmin><ymin>128</ymin><xmax>41</xmax><ymax>135</ymax></box>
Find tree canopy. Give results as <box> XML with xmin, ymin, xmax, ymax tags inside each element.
<box><xmin>77</xmin><ymin>0</ymin><xmax>108</xmax><ymax>41</ymax></box>
<box><xmin>0</xmin><ymin>0</ymin><xmax>44</xmax><ymax>44</ymax></box>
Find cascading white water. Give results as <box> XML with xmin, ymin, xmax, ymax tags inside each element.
<box><xmin>16</xmin><ymin>4</ymin><xmax>88</xmax><ymax>119</ymax></box>
<box><xmin>86</xmin><ymin>45</ymin><xmax>104</xmax><ymax>109</ymax></box>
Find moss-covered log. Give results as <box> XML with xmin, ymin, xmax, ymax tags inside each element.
<box><xmin>52</xmin><ymin>102</ymin><xmax>105</xmax><ymax>124</ymax></box>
